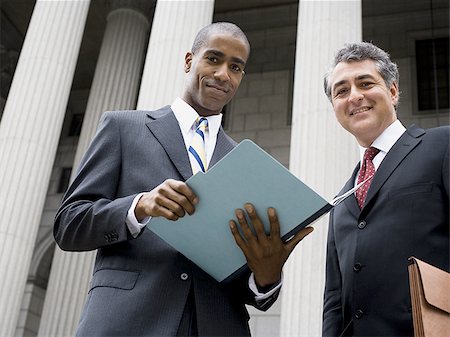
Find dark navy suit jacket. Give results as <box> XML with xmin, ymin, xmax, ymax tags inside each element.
<box><xmin>323</xmin><ymin>125</ymin><xmax>449</xmax><ymax>336</ymax></box>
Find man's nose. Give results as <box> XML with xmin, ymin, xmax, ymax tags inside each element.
<box><xmin>214</xmin><ymin>63</ymin><xmax>230</xmax><ymax>81</ymax></box>
<box><xmin>348</xmin><ymin>87</ymin><xmax>364</xmax><ymax>103</ymax></box>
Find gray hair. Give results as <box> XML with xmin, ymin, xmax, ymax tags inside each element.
<box><xmin>324</xmin><ymin>42</ymin><xmax>399</xmax><ymax>101</ymax></box>
<box><xmin>191</xmin><ymin>22</ymin><xmax>250</xmax><ymax>55</ymax></box>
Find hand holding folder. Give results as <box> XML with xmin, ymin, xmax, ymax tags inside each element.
<box><xmin>229</xmin><ymin>203</ymin><xmax>314</xmax><ymax>288</ymax></box>
<box><xmin>146</xmin><ymin>140</ymin><xmax>333</xmax><ymax>282</ymax></box>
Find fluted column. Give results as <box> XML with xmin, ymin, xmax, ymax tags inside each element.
<box><xmin>137</xmin><ymin>0</ymin><xmax>214</xmax><ymax>110</ymax></box>
<box><xmin>38</xmin><ymin>5</ymin><xmax>150</xmax><ymax>337</ymax></box>
<box><xmin>280</xmin><ymin>1</ymin><xmax>361</xmax><ymax>336</ymax></box>
<box><xmin>0</xmin><ymin>1</ymin><xmax>90</xmax><ymax>336</ymax></box>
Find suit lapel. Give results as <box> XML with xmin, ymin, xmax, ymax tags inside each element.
<box><xmin>363</xmin><ymin>125</ymin><xmax>425</xmax><ymax>209</ymax></box>
<box><xmin>209</xmin><ymin>127</ymin><xmax>236</xmax><ymax>167</ymax></box>
<box><xmin>342</xmin><ymin>165</ymin><xmax>361</xmax><ymax>218</ymax></box>
<box><xmin>146</xmin><ymin>107</ymin><xmax>193</xmax><ymax>180</ymax></box>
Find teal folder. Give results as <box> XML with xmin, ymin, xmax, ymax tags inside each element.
<box><xmin>146</xmin><ymin>139</ymin><xmax>332</xmax><ymax>282</ymax></box>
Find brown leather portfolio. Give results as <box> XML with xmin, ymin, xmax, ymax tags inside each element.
<box><xmin>408</xmin><ymin>256</ymin><xmax>450</xmax><ymax>337</ymax></box>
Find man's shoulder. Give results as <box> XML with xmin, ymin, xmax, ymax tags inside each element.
<box><xmin>425</xmin><ymin>124</ymin><xmax>450</xmax><ymax>137</ymax></box>
<box><xmin>102</xmin><ymin>106</ymin><xmax>172</xmax><ymax>122</ymax></box>
<box><xmin>405</xmin><ymin>124</ymin><xmax>449</xmax><ymax>142</ymax></box>
<box><xmin>398</xmin><ymin>125</ymin><xmax>449</xmax><ymax>162</ymax></box>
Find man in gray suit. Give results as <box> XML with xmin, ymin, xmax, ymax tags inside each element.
<box><xmin>55</xmin><ymin>22</ymin><xmax>311</xmax><ymax>336</ymax></box>
<box><xmin>322</xmin><ymin>42</ymin><xmax>449</xmax><ymax>336</ymax></box>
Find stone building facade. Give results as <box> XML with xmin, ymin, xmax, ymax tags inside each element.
<box><xmin>0</xmin><ymin>0</ymin><xmax>448</xmax><ymax>336</ymax></box>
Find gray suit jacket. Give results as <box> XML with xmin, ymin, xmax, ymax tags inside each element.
<box><xmin>322</xmin><ymin>125</ymin><xmax>450</xmax><ymax>336</ymax></box>
<box><xmin>54</xmin><ymin>107</ymin><xmax>277</xmax><ymax>336</ymax></box>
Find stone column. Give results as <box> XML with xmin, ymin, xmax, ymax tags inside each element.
<box><xmin>0</xmin><ymin>1</ymin><xmax>90</xmax><ymax>336</ymax></box>
<box><xmin>38</xmin><ymin>4</ymin><xmax>150</xmax><ymax>337</ymax></box>
<box><xmin>137</xmin><ymin>0</ymin><xmax>215</xmax><ymax>110</ymax></box>
<box><xmin>280</xmin><ymin>1</ymin><xmax>361</xmax><ymax>336</ymax></box>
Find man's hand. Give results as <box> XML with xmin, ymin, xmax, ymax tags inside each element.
<box><xmin>229</xmin><ymin>203</ymin><xmax>313</xmax><ymax>288</ymax></box>
<box><xmin>135</xmin><ymin>179</ymin><xmax>198</xmax><ymax>222</ymax></box>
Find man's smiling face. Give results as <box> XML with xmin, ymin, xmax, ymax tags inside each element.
<box><xmin>329</xmin><ymin>59</ymin><xmax>399</xmax><ymax>147</ymax></box>
<box><xmin>182</xmin><ymin>32</ymin><xmax>249</xmax><ymax>117</ymax></box>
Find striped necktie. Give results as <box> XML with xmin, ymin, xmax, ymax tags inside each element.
<box><xmin>189</xmin><ymin>117</ymin><xmax>208</xmax><ymax>174</ymax></box>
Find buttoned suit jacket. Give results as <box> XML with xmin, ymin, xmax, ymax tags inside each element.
<box><xmin>322</xmin><ymin>125</ymin><xmax>449</xmax><ymax>337</ymax></box>
<box><xmin>54</xmin><ymin>107</ymin><xmax>277</xmax><ymax>337</ymax></box>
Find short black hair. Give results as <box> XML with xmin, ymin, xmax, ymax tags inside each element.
<box><xmin>191</xmin><ymin>22</ymin><xmax>250</xmax><ymax>55</ymax></box>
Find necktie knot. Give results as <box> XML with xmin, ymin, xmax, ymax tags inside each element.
<box><xmin>364</xmin><ymin>146</ymin><xmax>380</xmax><ymax>162</ymax></box>
<box><xmin>196</xmin><ymin>117</ymin><xmax>208</xmax><ymax>130</ymax></box>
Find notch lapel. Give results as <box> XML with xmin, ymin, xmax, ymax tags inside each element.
<box><xmin>209</xmin><ymin>127</ymin><xmax>236</xmax><ymax>168</ymax></box>
<box><xmin>146</xmin><ymin>107</ymin><xmax>193</xmax><ymax>181</ymax></box>
<box><xmin>363</xmin><ymin>125</ymin><xmax>425</xmax><ymax>209</ymax></box>
<box><xmin>342</xmin><ymin>165</ymin><xmax>361</xmax><ymax>218</ymax></box>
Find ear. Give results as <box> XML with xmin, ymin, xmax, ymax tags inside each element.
<box><xmin>390</xmin><ymin>81</ymin><xmax>399</xmax><ymax>107</ymax></box>
<box><xmin>184</xmin><ymin>52</ymin><xmax>193</xmax><ymax>73</ymax></box>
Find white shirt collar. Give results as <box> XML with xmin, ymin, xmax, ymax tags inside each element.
<box><xmin>171</xmin><ymin>97</ymin><xmax>223</xmax><ymax>137</ymax></box>
<box><xmin>358</xmin><ymin>119</ymin><xmax>406</xmax><ymax>160</ymax></box>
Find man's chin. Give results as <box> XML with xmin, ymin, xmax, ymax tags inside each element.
<box><xmin>198</xmin><ymin>105</ymin><xmax>224</xmax><ymax>116</ymax></box>
<box><xmin>202</xmin><ymin>100</ymin><xmax>229</xmax><ymax>114</ymax></box>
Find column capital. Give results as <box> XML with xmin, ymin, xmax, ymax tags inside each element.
<box><xmin>107</xmin><ymin>0</ymin><xmax>155</xmax><ymax>20</ymax></box>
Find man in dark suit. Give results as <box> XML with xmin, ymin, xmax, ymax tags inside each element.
<box><xmin>322</xmin><ymin>42</ymin><xmax>449</xmax><ymax>336</ymax></box>
<box><xmin>55</xmin><ymin>22</ymin><xmax>311</xmax><ymax>337</ymax></box>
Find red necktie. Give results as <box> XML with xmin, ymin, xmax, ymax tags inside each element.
<box><xmin>355</xmin><ymin>147</ymin><xmax>380</xmax><ymax>208</ymax></box>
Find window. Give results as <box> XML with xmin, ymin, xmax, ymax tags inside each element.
<box><xmin>415</xmin><ymin>37</ymin><xmax>449</xmax><ymax>111</ymax></box>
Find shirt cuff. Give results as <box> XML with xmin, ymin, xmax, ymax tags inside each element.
<box><xmin>248</xmin><ymin>272</ymin><xmax>283</xmax><ymax>300</ymax></box>
<box><xmin>126</xmin><ymin>193</ymin><xmax>151</xmax><ymax>238</ymax></box>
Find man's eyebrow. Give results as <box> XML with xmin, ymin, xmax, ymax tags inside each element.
<box><xmin>332</xmin><ymin>74</ymin><xmax>377</xmax><ymax>92</ymax></box>
<box><xmin>233</xmin><ymin>57</ymin><xmax>246</xmax><ymax>66</ymax></box>
<box><xmin>205</xmin><ymin>49</ymin><xmax>224</xmax><ymax>57</ymax></box>
<box><xmin>355</xmin><ymin>74</ymin><xmax>377</xmax><ymax>81</ymax></box>
<box><xmin>204</xmin><ymin>49</ymin><xmax>246</xmax><ymax>66</ymax></box>
<box><xmin>332</xmin><ymin>79</ymin><xmax>347</xmax><ymax>92</ymax></box>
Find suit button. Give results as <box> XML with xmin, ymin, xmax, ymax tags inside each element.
<box><xmin>355</xmin><ymin>309</ymin><xmax>364</xmax><ymax>319</ymax></box>
<box><xmin>358</xmin><ymin>220</ymin><xmax>366</xmax><ymax>229</ymax></box>
<box><xmin>180</xmin><ymin>273</ymin><xmax>189</xmax><ymax>281</ymax></box>
<box><xmin>353</xmin><ymin>263</ymin><xmax>362</xmax><ymax>272</ymax></box>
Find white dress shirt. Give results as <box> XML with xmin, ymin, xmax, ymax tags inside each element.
<box><xmin>171</xmin><ymin>97</ymin><xmax>223</xmax><ymax>170</ymax></box>
<box><xmin>355</xmin><ymin>119</ymin><xmax>406</xmax><ymax>186</ymax></box>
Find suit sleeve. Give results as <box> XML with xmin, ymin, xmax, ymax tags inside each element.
<box><xmin>220</xmin><ymin>267</ymin><xmax>280</xmax><ymax>311</ymax></box>
<box><xmin>252</xmin><ymin>288</ymin><xmax>280</xmax><ymax>311</ymax></box>
<box><xmin>322</xmin><ymin>208</ymin><xmax>344</xmax><ymax>337</ymax></box>
<box><xmin>54</xmin><ymin>112</ymin><xmax>137</xmax><ymax>251</ymax></box>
